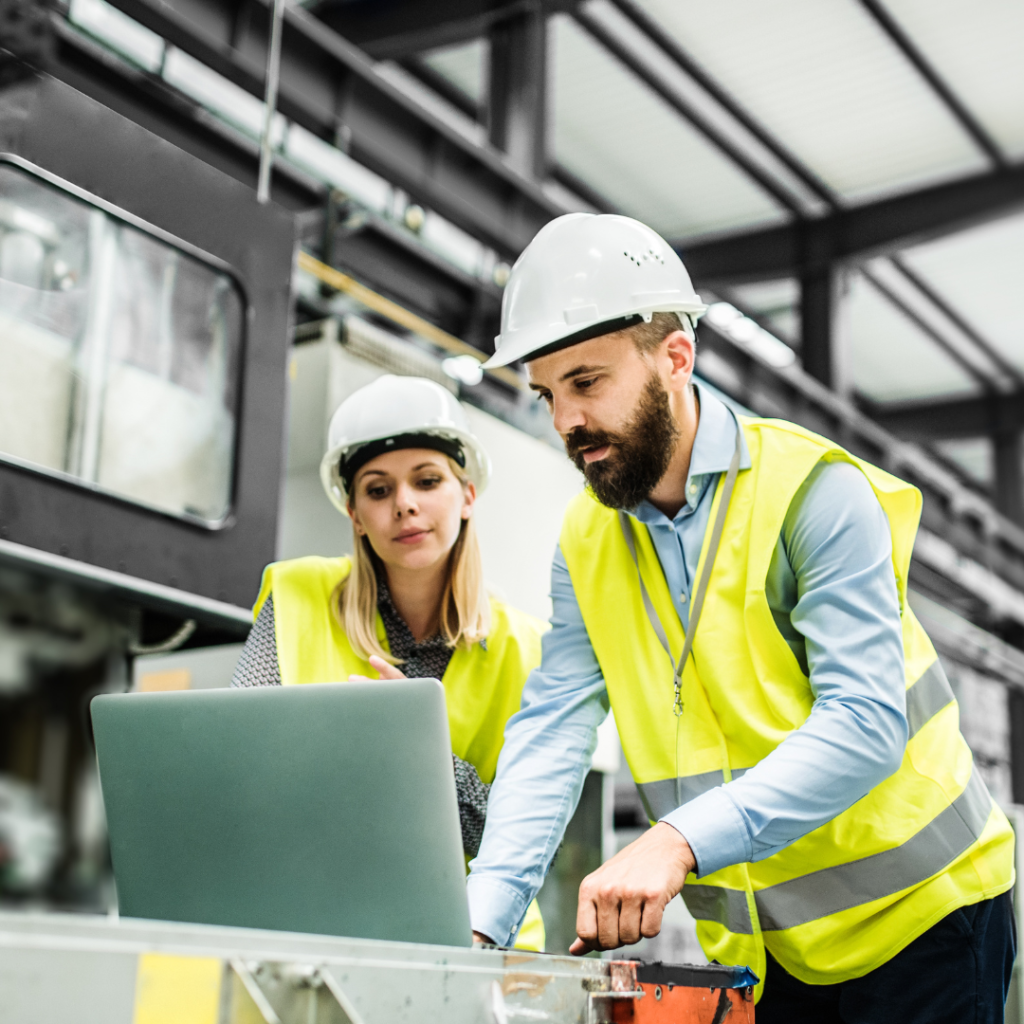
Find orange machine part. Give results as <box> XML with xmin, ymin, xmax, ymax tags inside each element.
<box><xmin>610</xmin><ymin>981</ymin><xmax>754</xmax><ymax>1023</ymax></box>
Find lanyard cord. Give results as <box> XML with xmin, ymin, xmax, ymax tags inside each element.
<box><xmin>618</xmin><ymin>422</ymin><xmax>743</xmax><ymax>716</ymax></box>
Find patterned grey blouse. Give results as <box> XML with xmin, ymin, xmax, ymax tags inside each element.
<box><xmin>231</xmin><ymin>575</ymin><xmax>492</xmax><ymax>858</ymax></box>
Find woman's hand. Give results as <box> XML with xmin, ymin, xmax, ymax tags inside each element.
<box><xmin>347</xmin><ymin>655</ymin><xmax>407</xmax><ymax>682</ymax></box>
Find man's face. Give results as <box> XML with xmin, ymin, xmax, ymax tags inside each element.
<box><xmin>527</xmin><ymin>332</ymin><xmax>683</xmax><ymax>509</ymax></box>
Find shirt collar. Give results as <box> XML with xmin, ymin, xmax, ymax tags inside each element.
<box><xmin>631</xmin><ymin>380</ymin><xmax>750</xmax><ymax>525</ymax></box>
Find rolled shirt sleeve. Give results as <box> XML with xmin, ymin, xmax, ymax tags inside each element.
<box><xmin>662</xmin><ymin>460</ymin><xmax>909</xmax><ymax>875</ymax></box>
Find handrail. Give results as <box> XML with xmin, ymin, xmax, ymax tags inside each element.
<box><xmin>296</xmin><ymin>252</ymin><xmax>527</xmax><ymax>393</ymax></box>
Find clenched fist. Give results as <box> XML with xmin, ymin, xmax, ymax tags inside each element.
<box><xmin>570</xmin><ymin>821</ymin><xmax>696</xmax><ymax>955</ymax></box>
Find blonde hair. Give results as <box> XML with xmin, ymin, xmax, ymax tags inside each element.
<box><xmin>333</xmin><ymin>459</ymin><xmax>490</xmax><ymax>663</ymax></box>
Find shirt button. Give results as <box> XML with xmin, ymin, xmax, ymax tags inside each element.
<box><xmin>688</xmin><ymin>482</ymin><xmax>698</xmax><ymax>496</ymax></box>
<box><xmin>680</xmin><ymin>593</ymin><xmax>688</xmax><ymax>604</ymax></box>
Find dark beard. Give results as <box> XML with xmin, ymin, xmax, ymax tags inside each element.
<box><xmin>564</xmin><ymin>373</ymin><xmax>680</xmax><ymax>510</ymax></box>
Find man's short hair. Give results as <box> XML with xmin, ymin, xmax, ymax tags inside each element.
<box><xmin>627</xmin><ymin>312</ymin><xmax>692</xmax><ymax>354</ymax></box>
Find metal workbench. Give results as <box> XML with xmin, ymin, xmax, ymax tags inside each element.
<box><xmin>0</xmin><ymin>910</ymin><xmax>755</xmax><ymax>1023</ymax></box>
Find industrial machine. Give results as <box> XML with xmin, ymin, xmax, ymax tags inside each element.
<box><xmin>0</xmin><ymin>910</ymin><xmax>758</xmax><ymax>1024</ymax></box>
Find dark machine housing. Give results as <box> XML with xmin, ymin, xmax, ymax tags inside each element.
<box><xmin>0</xmin><ymin>74</ymin><xmax>295</xmax><ymax>622</ymax></box>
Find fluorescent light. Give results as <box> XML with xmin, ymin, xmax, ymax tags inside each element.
<box><xmin>69</xmin><ymin>0</ymin><xmax>164</xmax><ymax>72</ymax></box>
<box><xmin>421</xmin><ymin>212</ymin><xmax>484</xmax><ymax>278</ymax></box>
<box><xmin>163</xmin><ymin>47</ymin><xmax>284</xmax><ymax>145</ymax></box>
<box><xmin>442</xmin><ymin>355</ymin><xmax>484</xmax><ymax>386</ymax></box>
<box><xmin>283</xmin><ymin>125</ymin><xmax>391</xmax><ymax>212</ymax></box>
<box><xmin>705</xmin><ymin>301</ymin><xmax>796</xmax><ymax>369</ymax></box>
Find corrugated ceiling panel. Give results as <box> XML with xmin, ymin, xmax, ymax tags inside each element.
<box><xmin>633</xmin><ymin>0</ymin><xmax>988</xmax><ymax>201</ymax></box>
<box><xmin>902</xmin><ymin>213</ymin><xmax>1024</xmax><ymax>378</ymax></box>
<box><xmin>884</xmin><ymin>0</ymin><xmax>1024</xmax><ymax>160</ymax></box>
<box><xmin>422</xmin><ymin>40</ymin><xmax>486</xmax><ymax>105</ymax></box>
<box><xmin>845</xmin><ymin>273</ymin><xmax>980</xmax><ymax>402</ymax></box>
<box><xmin>550</xmin><ymin>16</ymin><xmax>787</xmax><ymax>238</ymax></box>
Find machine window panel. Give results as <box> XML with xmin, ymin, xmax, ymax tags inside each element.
<box><xmin>0</xmin><ymin>161</ymin><xmax>244</xmax><ymax>526</ymax></box>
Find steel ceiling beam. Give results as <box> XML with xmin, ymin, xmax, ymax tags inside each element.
<box><xmin>398</xmin><ymin>54</ymin><xmax>614</xmax><ymax>212</ymax></box>
<box><xmin>309</xmin><ymin>0</ymin><xmax>577</xmax><ymax>61</ymax></box>
<box><xmin>870</xmin><ymin>391</ymin><xmax>1024</xmax><ymax>441</ymax></box>
<box><xmin>857</xmin><ymin>0</ymin><xmax>1007</xmax><ymax>169</ymax></box>
<box><xmin>99</xmin><ymin>0</ymin><xmax>564</xmax><ymax>258</ymax></box>
<box><xmin>680</xmin><ymin>162</ymin><xmax>1024</xmax><ymax>283</ymax></box>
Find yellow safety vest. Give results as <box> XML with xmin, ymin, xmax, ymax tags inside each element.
<box><xmin>560</xmin><ymin>416</ymin><xmax>1014</xmax><ymax>992</ymax></box>
<box><xmin>255</xmin><ymin>555</ymin><xmax>547</xmax><ymax>951</ymax></box>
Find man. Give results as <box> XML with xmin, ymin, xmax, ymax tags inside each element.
<box><xmin>468</xmin><ymin>213</ymin><xmax>1015</xmax><ymax>1022</ymax></box>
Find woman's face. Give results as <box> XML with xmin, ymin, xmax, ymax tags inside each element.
<box><xmin>348</xmin><ymin>448</ymin><xmax>476</xmax><ymax>573</ymax></box>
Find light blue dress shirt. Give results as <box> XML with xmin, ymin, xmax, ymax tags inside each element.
<box><xmin>467</xmin><ymin>383</ymin><xmax>908</xmax><ymax>947</ymax></box>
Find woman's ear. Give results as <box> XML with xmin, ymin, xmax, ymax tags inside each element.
<box><xmin>349</xmin><ymin>504</ymin><xmax>366</xmax><ymax>536</ymax></box>
<box><xmin>461</xmin><ymin>480</ymin><xmax>477</xmax><ymax>521</ymax></box>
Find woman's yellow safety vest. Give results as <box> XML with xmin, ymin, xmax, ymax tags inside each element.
<box><xmin>255</xmin><ymin>555</ymin><xmax>547</xmax><ymax>951</ymax></box>
<box><xmin>560</xmin><ymin>417</ymin><xmax>1014</xmax><ymax>992</ymax></box>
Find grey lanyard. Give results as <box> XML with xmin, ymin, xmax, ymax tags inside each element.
<box><xmin>618</xmin><ymin>424</ymin><xmax>743</xmax><ymax>716</ymax></box>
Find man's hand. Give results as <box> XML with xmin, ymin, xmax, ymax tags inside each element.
<box><xmin>347</xmin><ymin>655</ymin><xmax>406</xmax><ymax>682</ymax></box>
<box><xmin>472</xmin><ymin>930</ymin><xmax>496</xmax><ymax>946</ymax></box>
<box><xmin>570</xmin><ymin>822</ymin><xmax>696</xmax><ymax>955</ymax></box>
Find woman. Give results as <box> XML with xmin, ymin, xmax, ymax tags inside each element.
<box><xmin>231</xmin><ymin>374</ymin><xmax>546</xmax><ymax>951</ymax></box>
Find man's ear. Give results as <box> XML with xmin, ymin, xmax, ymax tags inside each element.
<box><xmin>663</xmin><ymin>329</ymin><xmax>696</xmax><ymax>393</ymax></box>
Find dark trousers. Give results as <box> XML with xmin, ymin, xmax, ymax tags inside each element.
<box><xmin>757</xmin><ymin>892</ymin><xmax>1017</xmax><ymax>1024</ymax></box>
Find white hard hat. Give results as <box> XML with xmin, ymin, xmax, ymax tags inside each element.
<box><xmin>484</xmin><ymin>213</ymin><xmax>707</xmax><ymax>368</ymax></box>
<box><xmin>319</xmin><ymin>375</ymin><xmax>491</xmax><ymax>513</ymax></box>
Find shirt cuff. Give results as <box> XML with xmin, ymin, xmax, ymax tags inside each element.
<box><xmin>660</xmin><ymin>786</ymin><xmax>752</xmax><ymax>877</ymax></box>
<box><xmin>466</xmin><ymin>873</ymin><xmax>532</xmax><ymax>947</ymax></box>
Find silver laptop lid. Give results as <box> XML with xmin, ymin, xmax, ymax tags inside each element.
<box><xmin>91</xmin><ymin>679</ymin><xmax>472</xmax><ymax>947</ymax></box>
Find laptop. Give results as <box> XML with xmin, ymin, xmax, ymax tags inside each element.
<box><xmin>91</xmin><ymin>679</ymin><xmax>473</xmax><ymax>947</ymax></box>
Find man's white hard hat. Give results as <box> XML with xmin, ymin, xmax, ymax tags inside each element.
<box><xmin>483</xmin><ymin>212</ymin><xmax>707</xmax><ymax>369</ymax></box>
<box><xmin>319</xmin><ymin>374</ymin><xmax>491</xmax><ymax>514</ymax></box>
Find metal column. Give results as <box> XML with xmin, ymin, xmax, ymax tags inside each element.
<box><xmin>799</xmin><ymin>267</ymin><xmax>837</xmax><ymax>389</ymax></box>
<box><xmin>487</xmin><ymin>9</ymin><xmax>548</xmax><ymax>180</ymax></box>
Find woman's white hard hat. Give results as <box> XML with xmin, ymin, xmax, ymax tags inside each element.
<box><xmin>320</xmin><ymin>374</ymin><xmax>492</xmax><ymax>514</ymax></box>
<box><xmin>483</xmin><ymin>212</ymin><xmax>707</xmax><ymax>369</ymax></box>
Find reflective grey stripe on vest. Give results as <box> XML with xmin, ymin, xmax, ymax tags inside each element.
<box><xmin>680</xmin><ymin>765</ymin><xmax>992</xmax><ymax>936</ymax></box>
<box><xmin>756</xmin><ymin>764</ymin><xmax>991</xmax><ymax>931</ymax></box>
<box><xmin>637</xmin><ymin>769</ymin><xmax>749</xmax><ymax>822</ymax></box>
<box><xmin>636</xmin><ymin>659</ymin><xmax>953</xmax><ymax>823</ymax></box>
<box><xmin>907</xmin><ymin>659</ymin><xmax>955</xmax><ymax>739</ymax></box>
<box><xmin>682</xmin><ymin>884</ymin><xmax>754</xmax><ymax>935</ymax></box>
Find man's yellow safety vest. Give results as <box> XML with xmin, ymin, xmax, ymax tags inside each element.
<box><xmin>559</xmin><ymin>417</ymin><xmax>1014</xmax><ymax>992</ymax></box>
<box><xmin>255</xmin><ymin>555</ymin><xmax>548</xmax><ymax>951</ymax></box>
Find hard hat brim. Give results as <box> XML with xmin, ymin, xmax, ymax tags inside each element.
<box><xmin>320</xmin><ymin>425</ymin><xmax>491</xmax><ymax>516</ymax></box>
<box><xmin>484</xmin><ymin>301</ymin><xmax>707</xmax><ymax>369</ymax></box>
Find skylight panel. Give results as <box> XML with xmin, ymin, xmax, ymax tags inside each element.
<box><xmin>845</xmin><ymin>272</ymin><xmax>981</xmax><ymax>402</ymax></box>
<box><xmin>632</xmin><ymin>0</ymin><xmax>989</xmax><ymax>201</ymax></box>
<box><xmin>422</xmin><ymin>40</ymin><xmax>487</xmax><ymax>106</ymax></box>
<box><xmin>550</xmin><ymin>15</ymin><xmax>788</xmax><ymax>239</ymax></box>
<box><xmin>884</xmin><ymin>0</ymin><xmax>1024</xmax><ymax>160</ymax></box>
<box><xmin>902</xmin><ymin>213</ymin><xmax>1024</xmax><ymax>379</ymax></box>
